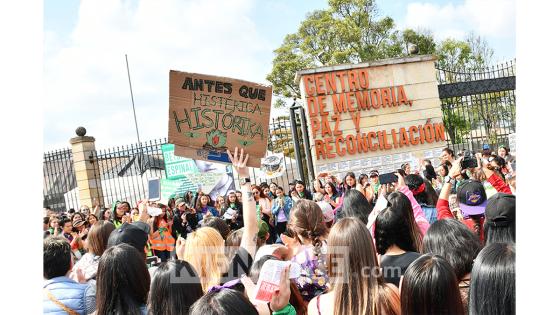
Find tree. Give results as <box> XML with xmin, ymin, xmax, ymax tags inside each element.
<box><xmin>267</xmin><ymin>0</ymin><xmax>436</xmax><ymax>102</ymax></box>
<box><xmin>435</xmin><ymin>33</ymin><xmax>495</xmax><ymax>82</ymax></box>
<box><xmin>440</xmin><ymin>100</ymin><xmax>472</xmax><ymax>145</ymax></box>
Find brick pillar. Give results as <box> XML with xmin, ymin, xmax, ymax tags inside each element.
<box><xmin>70</xmin><ymin>127</ymin><xmax>104</xmax><ymax>209</ymax></box>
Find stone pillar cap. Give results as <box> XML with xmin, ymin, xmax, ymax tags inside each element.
<box><xmin>70</xmin><ymin>136</ymin><xmax>96</xmax><ymax>144</ymax></box>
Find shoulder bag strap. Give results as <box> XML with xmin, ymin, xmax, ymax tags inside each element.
<box><xmin>43</xmin><ymin>288</ymin><xmax>80</xmax><ymax>315</ymax></box>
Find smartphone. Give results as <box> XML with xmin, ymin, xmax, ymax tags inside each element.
<box><xmin>379</xmin><ymin>173</ymin><xmax>398</xmax><ymax>185</ymax></box>
<box><xmin>148</xmin><ymin>178</ymin><xmax>161</xmax><ymax>201</ymax></box>
<box><xmin>146</xmin><ymin>256</ymin><xmax>160</xmax><ymax>267</ymax></box>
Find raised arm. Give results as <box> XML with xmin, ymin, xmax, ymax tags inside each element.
<box><xmin>436</xmin><ymin>157</ymin><xmax>463</xmax><ymax>220</ymax></box>
<box><xmin>477</xmin><ymin>154</ymin><xmax>512</xmax><ymax>194</ymax></box>
<box><xmin>227</xmin><ymin>147</ymin><xmax>258</xmax><ymax>258</ymax></box>
<box><xmin>396</xmin><ymin>172</ymin><xmax>430</xmax><ymax>235</ymax></box>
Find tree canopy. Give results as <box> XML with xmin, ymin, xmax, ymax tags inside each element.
<box><xmin>267</xmin><ymin>0</ymin><xmax>494</xmax><ymax>106</ymax></box>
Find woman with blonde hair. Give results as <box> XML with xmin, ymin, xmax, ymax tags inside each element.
<box><xmin>180</xmin><ymin>227</ymin><xmax>228</xmax><ymax>292</ymax></box>
<box><xmin>176</xmin><ymin>147</ymin><xmax>259</xmax><ymax>292</ymax></box>
<box><xmin>308</xmin><ymin>217</ymin><xmax>400</xmax><ymax>315</ymax></box>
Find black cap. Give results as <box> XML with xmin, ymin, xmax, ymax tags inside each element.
<box><xmin>485</xmin><ymin>193</ymin><xmax>515</xmax><ymax>227</ymax></box>
<box><xmin>107</xmin><ymin>222</ymin><xmax>150</xmax><ymax>254</ymax></box>
<box><xmin>457</xmin><ymin>179</ymin><xmax>487</xmax><ymax>216</ymax></box>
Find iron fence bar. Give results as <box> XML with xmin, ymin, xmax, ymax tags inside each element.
<box><xmin>298</xmin><ymin>106</ymin><xmax>315</xmax><ymax>186</ymax></box>
<box><xmin>289</xmin><ymin>105</ymin><xmax>305</xmax><ymax>184</ymax></box>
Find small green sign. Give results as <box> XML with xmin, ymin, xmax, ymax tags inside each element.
<box><xmin>161</xmin><ymin>143</ymin><xmax>199</xmax><ymax>179</ymax></box>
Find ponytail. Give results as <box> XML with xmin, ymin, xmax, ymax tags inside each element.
<box><xmin>470</xmin><ymin>214</ymin><xmax>484</xmax><ymax>240</ymax></box>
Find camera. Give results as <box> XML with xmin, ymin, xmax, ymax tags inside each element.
<box><xmin>461</xmin><ymin>150</ymin><xmax>478</xmax><ymax>169</ymax></box>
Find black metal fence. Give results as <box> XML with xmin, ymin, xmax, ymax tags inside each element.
<box><xmin>43</xmin><ymin>149</ymin><xmax>79</xmax><ymax>212</ymax></box>
<box><xmin>43</xmin><ymin>116</ymin><xmax>304</xmax><ymax>211</ymax></box>
<box><xmin>436</xmin><ymin>60</ymin><xmax>516</xmax><ymax>153</ymax></box>
<box><xmin>89</xmin><ymin>138</ymin><xmax>167</xmax><ymax>209</ymax></box>
<box><xmin>44</xmin><ymin>60</ymin><xmax>516</xmax><ymax>210</ymax></box>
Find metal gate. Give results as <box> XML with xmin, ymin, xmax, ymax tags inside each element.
<box><xmin>43</xmin><ymin>149</ymin><xmax>79</xmax><ymax>212</ymax></box>
<box><xmin>288</xmin><ymin>59</ymin><xmax>517</xmax><ymax>185</ymax></box>
<box><xmin>436</xmin><ymin>60</ymin><xmax>516</xmax><ymax>153</ymax></box>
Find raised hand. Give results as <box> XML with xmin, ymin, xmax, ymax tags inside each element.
<box><xmin>227</xmin><ymin>147</ymin><xmax>250</xmax><ymax>179</ymax></box>
<box><xmin>449</xmin><ymin>156</ymin><xmax>464</xmax><ymax>179</ymax></box>
<box><xmin>270</xmin><ymin>266</ymin><xmax>292</xmax><ymax>311</ymax></box>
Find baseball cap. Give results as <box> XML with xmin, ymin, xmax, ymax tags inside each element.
<box><xmin>72</xmin><ymin>219</ymin><xmax>85</xmax><ymax>228</ymax></box>
<box><xmin>482</xmin><ymin>143</ymin><xmax>490</xmax><ymax>150</ymax></box>
<box><xmin>370</xmin><ymin>170</ymin><xmax>379</xmax><ymax>177</ymax></box>
<box><xmin>456</xmin><ymin>180</ymin><xmax>487</xmax><ymax>217</ymax></box>
<box><xmin>317</xmin><ymin>201</ymin><xmax>335</xmax><ymax>223</ymax></box>
<box><xmin>107</xmin><ymin>222</ymin><xmax>150</xmax><ymax>254</ymax></box>
<box><xmin>485</xmin><ymin>193</ymin><xmax>515</xmax><ymax>227</ymax></box>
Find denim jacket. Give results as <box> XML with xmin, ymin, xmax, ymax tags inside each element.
<box><xmin>272</xmin><ymin>196</ymin><xmax>293</xmax><ymax>222</ymax></box>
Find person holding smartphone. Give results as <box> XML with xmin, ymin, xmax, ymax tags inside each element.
<box><xmin>111</xmin><ymin>201</ymin><xmax>132</xmax><ymax>228</ymax></box>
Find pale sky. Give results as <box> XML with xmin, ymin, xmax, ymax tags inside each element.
<box><xmin>43</xmin><ymin>0</ymin><xmax>515</xmax><ymax>151</ymax></box>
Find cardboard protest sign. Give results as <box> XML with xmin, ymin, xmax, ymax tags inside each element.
<box><xmin>168</xmin><ymin>70</ymin><xmax>272</xmax><ymax>168</ymax></box>
<box><xmin>296</xmin><ymin>55</ymin><xmax>447</xmax><ymax>178</ymax></box>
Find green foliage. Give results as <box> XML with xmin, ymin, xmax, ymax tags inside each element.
<box><xmin>266</xmin><ymin>0</ymin><xmax>511</xmax><ymax>151</ymax></box>
<box><xmin>441</xmin><ymin>99</ymin><xmax>471</xmax><ymax>144</ymax></box>
<box><xmin>436</xmin><ymin>33</ymin><xmax>495</xmax><ymax>82</ymax></box>
<box><xmin>266</xmin><ymin>0</ymin><xmax>435</xmax><ymax>99</ymax></box>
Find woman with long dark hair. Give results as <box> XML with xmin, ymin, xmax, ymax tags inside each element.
<box><xmin>225</xmin><ymin>190</ymin><xmax>244</xmax><ymax>230</ymax></box>
<box><xmin>401</xmin><ymin>254</ymin><xmax>464</xmax><ymax>315</ymax></box>
<box><xmin>342</xmin><ymin>172</ymin><xmax>357</xmax><ymax>193</ymax></box>
<box><xmin>195</xmin><ymin>193</ymin><xmax>219</xmax><ymax>222</ymax></box>
<box><xmin>308</xmin><ymin>217</ymin><xmax>400</xmax><ymax>315</ymax></box>
<box><xmin>469</xmin><ymin>243</ymin><xmax>515</xmax><ymax>315</ymax></box>
<box><xmin>102</xmin><ymin>208</ymin><xmax>112</xmax><ymax>221</ymax></box>
<box><xmin>148</xmin><ymin>260</ymin><xmax>204</xmax><ymax>315</ymax></box>
<box><xmin>374</xmin><ymin>201</ymin><xmax>422</xmax><ymax>287</ymax></box>
<box><xmin>322</xmin><ymin>181</ymin><xmax>340</xmax><ymax>210</ymax></box>
<box><xmin>483</xmin><ymin>193</ymin><xmax>515</xmax><ymax>245</ymax></box>
<box><xmin>290</xmin><ymin>179</ymin><xmax>313</xmax><ymax>202</ymax></box>
<box><xmin>337</xmin><ymin>189</ymin><xmax>371</xmax><ymax>224</ymax></box>
<box><xmin>96</xmin><ymin>243</ymin><xmax>150</xmax><ymax>315</ymax></box>
<box><xmin>111</xmin><ymin>201</ymin><xmax>132</xmax><ymax>228</ymax></box>
<box><xmin>189</xmin><ymin>289</ymin><xmax>259</xmax><ymax>315</ymax></box>
<box><xmin>422</xmin><ymin>219</ymin><xmax>482</xmax><ymax>313</ymax></box>
<box><xmin>405</xmin><ymin>174</ymin><xmax>439</xmax><ymax>224</ymax></box>
<box><xmin>357</xmin><ymin>173</ymin><xmax>375</xmax><ymax>203</ymax></box>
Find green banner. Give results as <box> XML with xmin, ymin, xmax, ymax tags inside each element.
<box><xmin>162</xmin><ymin>143</ymin><xmax>199</xmax><ymax>179</ymax></box>
<box><xmin>160</xmin><ymin>143</ymin><xmax>235</xmax><ymax>202</ymax></box>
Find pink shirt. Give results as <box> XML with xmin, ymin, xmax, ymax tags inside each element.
<box><xmin>398</xmin><ymin>185</ymin><xmax>430</xmax><ymax>235</ymax></box>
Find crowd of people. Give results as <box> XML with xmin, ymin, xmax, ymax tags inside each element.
<box><xmin>43</xmin><ymin>145</ymin><xmax>516</xmax><ymax>315</ymax></box>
